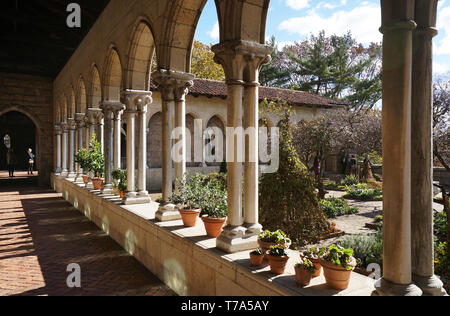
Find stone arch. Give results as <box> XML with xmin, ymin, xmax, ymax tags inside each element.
<box><xmin>205</xmin><ymin>115</ymin><xmax>226</xmax><ymax>166</ymax></box>
<box><xmin>127</xmin><ymin>20</ymin><xmax>157</xmax><ymax>91</ymax></box>
<box><xmin>147</xmin><ymin>112</ymin><xmax>162</xmax><ymax>168</ymax></box>
<box><xmin>62</xmin><ymin>95</ymin><xmax>68</xmax><ymax>122</ymax></box>
<box><xmin>89</xmin><ymin>64</ymin><xmax>103</xmax><ymax>109</ymax></box>
<box><xmin>104</xmin><ymin>47</ymin><xmax>123</xmax><ymax>101</ymax></box>
<box><xmin>67</xmin><ymin>87</ymin><xmax>76</xmax><ymax>119</ymax></box>
<box><xmin>158</xmin><ymin>0</ymin><xmax>208</xmax><ymax>72</ymax></box>
<box><xmin>76</xmin><ymin>76</ymin><xmax>87</xmax><ymax>114</ymax></box>
<box><xmin>214</xmin><ymin>0</ymin><xmax>269</xmax><ymax>44</ymax></box>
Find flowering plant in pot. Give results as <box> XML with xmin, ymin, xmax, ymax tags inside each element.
<box><xmin>74</xmin><ymin>147</ymin><xmax>91</xmax><ymax>184</ymax></box>
<box><xmin>249</xmin><ymin>248</ymin><xmax>265</xmax><ymax>267</ymax></box>
<box><xmin>87</xmin><ymin>136</ymin><xmax>104</xmax><ymax>190</ymax></box>
<box><xmin>295</xmin><ymin>258</ymin><xmax>316</xmax><ymax>286</ymax></box>
<box><xmin>258</xmin><ymin>230</ymin><xmax>291</xmax><ymax>259</ymax></box>
<box><xmin>320</xmin><ymin>244</ymin><xmax>357</xmax><ymax>290</ymax></box>
<box><xmin>301</xmin><ymin>247</ymin><xmax>326</xmax><ymax>278</ymax></box>
<box><xmin>112</xmin><ymin>169</ymin><xmax>127</xmax><ymax>198</ymax></box>
<box><xmin>266</xmin><ymin>245</ymin><xmax>290</xmax><ymax>275</ymax></box>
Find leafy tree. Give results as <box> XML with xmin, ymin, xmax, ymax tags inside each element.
<box><xmin>433</xmin><ymin>79</ymin><xmax>450</xmax><ymax>172</ymax></box>
<box><xmin>259</xmin><ymin>107</ymin><xmax>328</xmax><ymax>245</ymax></box>
<box><xmin>259</xmin><ymin>36</ymin><xmax>291</xmax><ymax>87</ymax></box>
<box><xmin>191</xmin><ymin>41</ymin><xmax>225</xmax><ymax>81</ymax></box>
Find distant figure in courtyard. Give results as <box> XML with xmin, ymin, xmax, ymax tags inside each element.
<box><xmin>6</xmin><ymin>148</ymin><xmax>15</xmax><ymax>178</ymax></box>
<box><xmin>313</xmin><ymin>155</ymin><xmax>321</xmax><ymax>181</ymax></box>
<box><xmin>27</xmin><ymin>148</ymin><xmax>35</xmax><ymax>175</ymax></box>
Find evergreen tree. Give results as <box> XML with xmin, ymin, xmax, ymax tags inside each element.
<box><xmin>259</xmin><ymin>36</ymin><xmax>291</xmax><ymax>87</ymax></box>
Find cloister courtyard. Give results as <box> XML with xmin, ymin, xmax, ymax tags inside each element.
<box><xmin>0</xmin><ymin>0</ymin><xmax>449</xmax><ymax>298</ymax></box>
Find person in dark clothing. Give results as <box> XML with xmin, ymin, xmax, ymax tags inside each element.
<box><xmin>6</xmin><ymin>148</ymin><xmax>15</xmax><ymax>177</ymax></box>
<box><xmin>27</xmin><ymin>148</ymin><xmax>35</xmax><ymax>175</ymax></box>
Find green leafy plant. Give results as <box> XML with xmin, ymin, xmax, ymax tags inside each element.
<box><xmin>320</xmin><ymin>198</ymin><xmax>359</xmax><ymax>218</ymax></box>
<box><xmin>268</xmin><ymin>245</ymin><xmax>289</xmax><ymax>257</ymax></box>
<box><xmin>302</xmin><ymin>247</ymin><xmax>326</xmax><ymax>260</ymax></box>
<box><xmin>341</xmin><ymin>175</ymin><xmax>359</xmax><ymax>187</ymax></box>
<box><xmin>339</xmin><ymin>231</ymin><xmax>383</xmax><ymax>268</ymax></box>
<box><xmin>344</xmin><ymin>187</ymin><xmax>383</xmax><ymax>201</ymax></box>
<box><xmin>374</xmin><ymin>215</ymin><xmax>383</xmax><ymax>224</ymax></box>
<box><xmin>296</xmin><ymin>258</ymin><xmax>316</xmax><ymax>274</ymax></box>
<box><xmin>251</xmin><ymin>248</ymin><xmax>264</xmax><ymax>256</ymax></box>
<box><xmin>322</xmin><ymin>244</ymin><xmax>356</xmax><ymax>270</ymax></box>
<box><xmin>258</xmin><ymin>230</ymin><xmax>291</xmax><ymax>245</ymax></box>
<box><xmin>111</xmin><ymin>169</ymin><xmax>127</xmax><ymax>192</ymax></box>
<box><xmin>74</xmin><ymin>147</ymin><xmax>91</xmax><ymax>171</ymax></box>
<box><xmin>87</xmin><ymin>135</ymin><xmax>104</xmax><ymax>178</ymax></box>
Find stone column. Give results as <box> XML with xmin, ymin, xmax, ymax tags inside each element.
<box><xmin>85</xmin><ymin>115</ymin><xmax>91</xmax><ymax>151</ymax></box>
<box><xmin>121</xmin><ymin>90</ymin><xmax>151</xmax><ymax>205</ymax></box>
<box><xmin>88</xmin><ymin>108</ymin><xmax>102</xmax><ymax>142</ymax></box>
<box><xmin>98</xmin><ymin>115</ymin><xmax>105</xmax><ymax>154</ymax></box>
<box><xmin>153</xmin><ymin>70</ymin><xmax>195</xmax><ymax>221</ymax></box>
<box><xmin>100</xmin><ymin>101</ymin><xmax>117</xmax><ymax>194</ymax></box>
<box><xmin>411</xmin><ymin>0</ymin><xmax>447</xmax><ymax>296</ymax></box>
<box><xmin>54</xmin><ymin>125</ymin><xmax>62</xmax><ymax>174</ymax></box>
<box><xmin>61</xmin><ymin>122</ymin><xmax>68</xmax><ymax>177</ymax></box>
<box><xmin>212</xmin><ymin>40</ymin><xmax>271</xmax><ymax>253</ymax></box>
<box><xmin>74</xmin><ymin>113</ymin><xmax>86</xmax><ymax>183</ymax></box>
<box><xmin>374</xmin><ymin>0</ymin><xmax>422</xmax><ymax>296</ymax></box>
<box><xmin>113</xmin><ymin>106</ymin><xmax>124</xmax><ymax>170</ymax></box>
<box><xmin>67</xmin><ymin>118</ymin><xmax>77</xmax><ymax>179</ymax></box>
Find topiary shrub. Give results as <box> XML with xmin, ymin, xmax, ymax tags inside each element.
<box><xmin>259</xmin><ymin>113</ymin><xmax>328</xmax><ymax>246</ymax></box>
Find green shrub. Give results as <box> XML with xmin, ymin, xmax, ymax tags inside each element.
<box><xmin>339</xmin><ymin>230</ymin><xmax>383</xmax><ymax>268</ymax></box>
<box><xmin>324</xmin><ymin>180</ymin><xmax>340</xmax><ymax>190</ymax></box>
<box><xmin>344</xmin><ymin>187</ymin><xmax>383</xmax><ymax>201</ymax></box>
<box><xmin>320</xmin><ymin>198</ymin><xmax>359</xmax><ymax>218</ymax></box>
<box><xmin>321</xmin><ymin>244</ymin><xmax>356</xmax><ymax>270</ymax></box>
<box><xmin>111</xmin><ymin>169</ymin><xmax>127</xmax><ymax>192</ymax></box>
<box><xmin>259</xmin><ymin>114</ymin><xmax>328</xmax><ymax>245</ymax></box>
<box><xmin>434</xmin><ymin>210</ymin><xmax>448</xmax><ymax>243</ymax></box>
<box><xmin>258</xmin><ymin>230</ymin><xmax>291</xmax><ymax>245</ymax></box>
<box><xmin>341</xmin><ymin>175</ymin><xmax>359</xmax><ymax>186</ymax></box>
<box><xmin>435</xmin><ymin>241</ymin><xmax>449</xmax><ymax>284</ymax></box>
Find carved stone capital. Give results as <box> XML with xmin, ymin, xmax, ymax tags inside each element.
<box><xmin>87</xmin><ymin>108</ymin><xmax>103</xmax><ymax>124</ymax></box>
<box><xmin>121</xmin><ymin>89</ymin><xmax>152</xmax><ymax>112</ymax></box>
<box><xmin>60</xmin><ymin>121</ymin><xmax>68</xmax><ymax>132</ymax></box>
<box><xmin>75</xmin><ymin>113</ymin><xmax>86</xmax><ymax>128</ymax></box>
<box><xmin>153</xmin><ymin>70</ymin><xmax>195</xmax><ymax>102</ymax></box>
<box><xmin>67</xmin><ymin>118</ymin><xmax>77</xmax><ymax>130</ymax></box>
<box><xmin>212</xmin><ymin>40</ymin><xmax>272</xmax><ymax>83</ymax></box>
<box><xmin>54</xmin><ymin>125</ymin><xmax>62</xmax><ymax>135</ymax></box>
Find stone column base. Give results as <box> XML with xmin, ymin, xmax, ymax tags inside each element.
<box><xmin>413</xmin><ymin>274</ymin><xmax>448</xmax><ymax>296</ymax></box>
<box><xmin>67</xmin><ymin>172</ymin><xmax>77</xmax><ymax>179</ymax></box>
<box><xmin>101</xmin><ymin>184</ymin><xmax>115</xmax><ymax>195</ymax></box>
<box><xmin>374</xmin><ymin>278</ymin><xmax>423</xmax><ymax>296</ymax></box>
<box><xmin>74</xmin><ymin>174</ymin><xmax>85</xmax><ymax>184</ymax></box>
<box><xmin>216</xmin><ymin>225</ymin><xmax>260</xmax><ymax>254</ymax></box>
<box><xmin>85</xmin><ymin>180</ymin><xmax>94</xmax><ymax>189</ymax></box>
<box><xmin>155</xmin><ymin>204</ymin><xmax>181</xmax><ymax>222</ymax></box>
<box><xmin>123</xmin><ymin>192</ymin><xmax>151</xmax><ymax>205</ymax></box>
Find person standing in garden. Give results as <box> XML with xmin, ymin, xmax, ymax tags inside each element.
<box><xmin>6</xmin><ymin>148</ymin><xmax>15</xmax><ymax>178</ymax></box>
<box><xmin>27</xmin><ymin>148</ymin><xmax>35</xmax><ymax>175</ymax></box>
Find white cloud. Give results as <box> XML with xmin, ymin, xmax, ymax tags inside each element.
<box><xmin>207</xmin><ymin>22</ymin><xmax>220</xmax><ymax>40</ymax></box>
<box><xmin>316</xmin><ymin>0</ymin><xmax>347</xmax><ymax>10</ymax></box>
<box><xmin>434</xmin><ymin>62</ymin><xmax>450</xmax><ymax>75</ymax></box>
<box><xmin>279</xmin><ymin>3</ymin><xmax>382</xmax><ymax>45</ymax></box>
<box><xmin>436</xmin><ymin>6</ymin><xmax>450</xmax><ymax>55</ymax></box>
<box><xmin>286</xmin><ymin>0</ymin><xmax>310</xmax><ymax>10</ymax></box>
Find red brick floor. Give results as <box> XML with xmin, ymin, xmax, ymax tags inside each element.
<box><xmin>0</xmin><ymin>179</ymin><xmax>175</xmax><ymax>296</ymax></box>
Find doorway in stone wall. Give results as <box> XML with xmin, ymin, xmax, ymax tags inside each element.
<box><xmin>0</xmin><ymin>111</ymin><xmax>38</xmax><ymax>185</ymax></box>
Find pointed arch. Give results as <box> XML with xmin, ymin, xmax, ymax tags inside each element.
<box><xmin>76</xmin><ymin>76</ymin><xmax>87</xmax><ymax>114</ymax></box>
<box><xmin>127</xmin><ymin>20</ymin><xmax>157</xmax><ymax>90</ymax></box>
<box><xmin>104</xmin><ymin>47</ymin><xmax>123</xmax><ymax>101</ymax></box>
<box><xmin>67</xmin><ymin>87</ymin><xmax>76</xmax><ymax>119</ymax></box>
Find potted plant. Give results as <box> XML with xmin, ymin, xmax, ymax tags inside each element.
<box><xmin>201</xmin><ymin>203</ymin><xmax>228</xmax><ymax>238</ymax></box>
<box><xmin>266</xmin><ymin>245</ymin><xmax>290</xmax><ymax>275</ymax></box>
<box><xmin>87</xmin><ymin>136</ymin><xmax>104</xmax><ymax>190</ymax></box>
<box><xmin>320</xmin><ymin>244</ymin><xmax>357</xmax><ymax>290</ymax></box>
<box><xmin>112</xmin><ymin>169</ymin><xmax>127</xmax><ymax>198</ymax></box>
<box><xmin>173</xmin><ymin>175</ymin><xmax>202</xmax><ymax>227</ymax></box>
<box><xmin>74</xmin><ymin>147</ymin><xmax>91</xmax><ymax>184</ymax></box>
<box><xmin>258</xmin><ymin>230</ymin><xmax>291</xmax><ymax>259</ymax></box>
<box><xmin>301</xmin><ymin>247</ymin><xmax>325</xmax><ymax>278</ymax></box>
<box><xmin>249</xmin><ymin>249</ymin><xmax>265</xmax><ymax>267</ymax></box>
<box><xmin>295</xmin><ymin>258</ymin><xmax>316</xmax><ymax>286</ymax></box>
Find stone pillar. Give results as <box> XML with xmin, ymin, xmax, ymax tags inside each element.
<box><xmin>61</xmin><ymin>122</ymin><xmax>68</xmax><ymax>177</ymax></box>
<box><xmin>85</xmin><ymin>115</ymin><xmax>91</xmax><ymax>151</ymax></box>
<box><xmin>88</xmin><ymin>108</ymin><xmax>102</xmax><ymax>142</ymax></box>
<box><xmin>212</xmin><ymin>40</ymin><xmax>271</xmax><ymax>253</ymax></box>
<box><xmin>113</xmin><ymin>107</ymin><xmax>124</xmax><ymax>170</ymax></box>
<box><xmin>74</xmin><ymin>113</ymin><xmax>86</xmax><ymax>183</ymax></box>
<box><xmin>54</xmin><ymin>125</ymin><xmax>62</xmax><ymax>174</ymax></box>
<box><xmin>98</xmin><ymin>115</ymin><xmax>105</xmax><ymax>154</ymax></box>
<box><xmin>100</xmin><ymin>101</ymin><xmax>117</xmax><ymax>194</ymax></box>
<box><xmin>411</xmin><ymin>0</ymin><xmax>447</xmax><ymax>296</ymax></box>
<box><xmin>121</xmin><ymin>90</ymin><xmax>152</xmax><ymax>205</ymax></box>
<box><xmin>67</xmin><ymin>118</ymin><xmax>77</xmax><ymax>179</ymax></box>
<box><xmin>153</xmin><ymin>70</ymin><xmax>195</xmax><ymax>222</ymax></box>
<box><xmin>374</xmin><ymin>0</ymin><xmax>422</xmax><ymax>296</ymax></box>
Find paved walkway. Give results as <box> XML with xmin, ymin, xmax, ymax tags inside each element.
<box><xmin>0</xmin><ymin>181</ymin><xmax>175</xmax><ymax>296</ymax></box>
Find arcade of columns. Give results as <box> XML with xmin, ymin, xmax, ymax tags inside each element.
<box><xmin>51</xmin><ymin>0</ymin><xmax>447</xmax><ymax>296</ymax></box>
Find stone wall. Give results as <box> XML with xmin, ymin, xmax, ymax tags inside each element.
<box><xmin>0</xmin><ymin>73</ymin><xmax>54</xmax><ymax>185</ymax></box>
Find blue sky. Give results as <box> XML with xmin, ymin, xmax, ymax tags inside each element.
<box><xmin>195</xmin><ymin>0</ymin><xmax>450</xmax><ymax>77</ymax></box>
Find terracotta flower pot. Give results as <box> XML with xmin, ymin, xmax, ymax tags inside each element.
<box><xmin>119</xmin><ymin>191</ymin><xmax>126</xmax><ymax>199</ymax></box>
<box><xmin>295</xmin><ymin>266</ymin><xmax>313</xmax><ymax>287</ymax></box>
<box><xmin>82</xmin><ymin>175</ymin><xmax>90</xmax><ymax>184</ymax></box>
<box><xmin>250</xmin><ymin>253</ymin><xmax>264</xmax><ymax>267</ymax></box>
<box><xmin>266</xmin><ymin>253</ymin><xmax>290</xmax><ymax>275</ymax></box>
<box><xmin>320</xmin><ymin>259</ymin><xmax>355</xmax><ymax>291</ymax></box>
<box><xmin>201</xmin><ymin>216</ymin><xmax>227</xmax><ymax>238</ymax></box>
<box><xmin>301</xmin><ymin>256</ymin><xmax>322</xmax><ymax>278</ymax></box>
<box><xmin>258</xmin><ymin>240</ymin><xmax>291</xmax><ymax>260</ymax></box>
<box><xmin>91</xmin><ymin>178</ymin><xmax>104</xmax><ymax>190</ymax></box>
<box><xmin>179</xmin><ymin>207</ymin><xmax>201</xmax><ymax>227</ymax></box>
